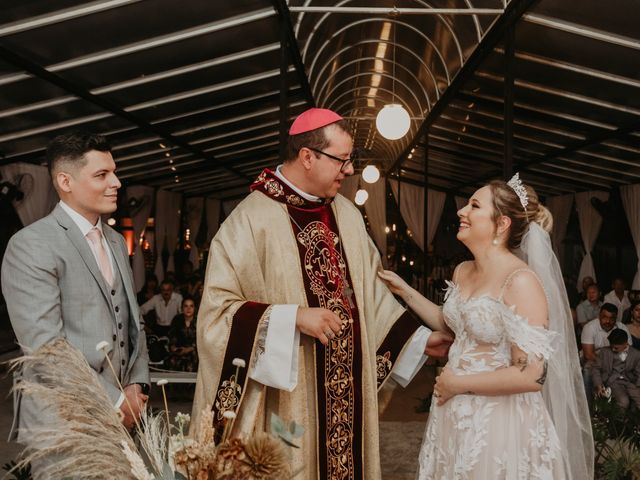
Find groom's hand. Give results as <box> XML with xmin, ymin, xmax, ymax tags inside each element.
<box><xmin>120</xmin><ymin>383</ymin><xmax>148</xmax><ymax>430</ymax></box>
<box><xmin>425</xmin><ymin>331</ymin><xmax>454</xmax><ymax>358</ymax></box>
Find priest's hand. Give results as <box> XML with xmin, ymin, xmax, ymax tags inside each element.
<box><xmin>425</xmin><ymin>331</ymin><xmax>454</xmax><ymax>358</ymax></box>
<box><xmin>296</xmin><ymin>307</ymin><xmax>343</xmax><ymax>345</ymax></box>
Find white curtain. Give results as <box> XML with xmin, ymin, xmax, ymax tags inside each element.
<box><xmin>546</xmin><ymin>194</ymin><xmax>574</xmax><ymax>264</ymax></box>
<box><xmin>0</xmin><ymin>162</ymin><xmax>58</xmax><ymax>226</ymax></box>
<box><xmin>575</xmin><ymin>190</ymin><xmax>609</xmax><ymax>291</ymax></box>
<box><xmin>338</xmin><ymin>174</ymin><xmax>361</xmax><ymax>202</ymax></box>
<box><xmin>154</xmin><ymin>189</ymin><xmax>182</xmax><ymax>280</ymax></box>
<box><xmin>621</xmin><ymin>184</ymin><xmax>640</xmax><ymax>289</ymax></box>
<box><xmin>389</xmin><ymin>180</ymin><xmax>446</xmax><ymax>251</ymax></box>
<box><xmin>205</xmin><ymin>197</ymin><xmax>222</xmax><ymax>244</ymax></box>
<box><xmin>185</xmin><ymin>197</ymin><xmax>204</xmax><ymax>268</ymax></box>
<box><xmin>362</xmin><ymin>178</ymin><xmax>387</xmax><ymax>262</ymax></box>
<box><xmin>454</xmin><ymin>196</ymin><xmax>468</xmax><ymax>212</ymax></box>
<box><xmin>126</xmin><ymin>185</ymin><xmax>154</xmax><ymax>292</ymax></box>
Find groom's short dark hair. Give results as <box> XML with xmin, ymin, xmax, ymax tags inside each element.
<box><xmin>46</xmin><ymin>131</ymin><xmax>111</xmax><ymax>179</ymax></box>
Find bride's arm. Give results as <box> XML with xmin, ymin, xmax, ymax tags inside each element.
<box><xmin>377</xmin><ymin>270</ymin><xmax>448</xmax><ymax>332</ymax></box>
<box><xmin>434</xmin><ymin>271</ymin><xmax>550</xmax><ymax>403</ymax></box>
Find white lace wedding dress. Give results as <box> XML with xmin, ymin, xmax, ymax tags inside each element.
<box><xmin>418</xmin><ymin>277</ymin><xmax>566</xmax><ymax>480</ymax></box>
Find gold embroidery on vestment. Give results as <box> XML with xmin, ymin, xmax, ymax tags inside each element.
<box><xmin>376</xmin><ymin>351</ymin><xmax>393</xmax><ymax>387</ymax></box>
<box><xmin>286</xmin><ymin>194</ymin><xmax>305</xmax><ymax>206</ymax></box>
<box><xmin>264</xmin><ymin>179</ymin><xmax>284</xmax><ymax>197</ymax></box>
<box><xmin>252</xmin><ymin>305</ymin><xmax>273</xmax><ymax>368</ymax></box>
<box><xmin>296</xmin><ymin>220</ymin><xmax>355</xmax><ymax>479</ymax></box>
<box><xmin>214</xmin><ymin>375</ymin><xmax>242</xmax><ymax>421</ymax></box>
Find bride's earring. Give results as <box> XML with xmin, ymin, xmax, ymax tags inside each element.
<box><xmin>492</xmin><ymin>236</ymin><xmax>499</xmax><ymax>246</ymax></box>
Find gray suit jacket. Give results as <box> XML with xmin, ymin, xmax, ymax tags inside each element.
<box><xmin>1</xmin><ymin>204</ymin><xmax>149</xmax><ymax>441</ymax></box>
<box><xmin>592</xmin><ymin>346</ymin><xmax>640</xmax><ymax>387</ymax></box>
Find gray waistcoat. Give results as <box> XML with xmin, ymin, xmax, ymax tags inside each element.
<box><xmin>105</xmin><ymin>247</ymin><xmax>130</xmax><ymax>380</ymax></box>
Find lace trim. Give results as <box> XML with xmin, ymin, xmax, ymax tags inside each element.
<box><xmin>504</xmin><ymin>306</ymin><xmax>558</xmax><ymax>362</ymax></box>
<box><xmin>445</xmin><ymin>280</ymin><xmax>558</xmax><ymax>362</ymax></box>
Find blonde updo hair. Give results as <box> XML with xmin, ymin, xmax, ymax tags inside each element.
<box><xmin>487</xmin><ymin>179</ymin><xmax>553</xmax><ymax>251</ymax></box>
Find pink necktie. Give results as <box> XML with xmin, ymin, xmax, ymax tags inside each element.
<box><xmin>86</xmin><ymin>227</ymin><xmax>114</xmax><ymax>286</ymax></box>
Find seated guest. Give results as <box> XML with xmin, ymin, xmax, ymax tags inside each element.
<box><xmin>581</xmin><ymin>303</ymin><xmax>629</xmax><ymax>409</ymax></box>
<box><xmin>576</xmin><ymin>284</ymin><xmax>602</xmax><ymax>332</ymax></box>
<box><xmin>592</xmin><ymin>328</ymin><xmax>640</xmax><ymax>410</ymax></box>
<box><xmin>166</xmin><ymin>296</ymin><xmax>198</xmax><ymax>372</ymax></box>
<box><xmin>604</xmin><ymin>277</ymin><xmax>631</xmax><ymax>323</ymax></box>
<box><xmin>579</xmin><ymin>276</ymin><xmax>596</xmax><ymax>302</ymax></box>
<box><xmin>625</xmin><ymin>300</ymin><xmax>640</xmax><ymax>349</ymax></box>
<box><xmin>140</xmin><ymin>280</ymin><xmax>182</xmax><ymax>337</ymax></box>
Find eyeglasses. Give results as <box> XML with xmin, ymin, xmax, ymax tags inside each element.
<box><xmin>306</xmin><ymin>147</ymin><xmax>357</xmax><ymax>172</ymax></box>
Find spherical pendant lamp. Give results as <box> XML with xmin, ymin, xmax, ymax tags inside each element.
<box><xmin>376</xmin><ymin>104</ymin><xmax>410</xmax><ymax>140</ymax></box>
<box><xmin>362</xmin><ymin>165</ymin><xmax>380</xmax><ymax>184</ymax></box>
<box><xmin>354</xmin><ymin>189</ymin><xmax>369</xmax><ymax>205</ymax></box>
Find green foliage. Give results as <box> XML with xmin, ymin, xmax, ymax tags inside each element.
<box><xmin>270</xmin><ymin>412</ymin><xmax>304</xmax><ymax>448</ymax></box>
<box><xmin>592</xmin><ymin>397</ymin><xmax>640</xmax><ymax>479</ymax></box>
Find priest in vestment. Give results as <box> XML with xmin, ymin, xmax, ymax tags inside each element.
<box><xmin>192</xmin><ymin>108</ymin><xmax>451</xmax><ymax>479</ymax></box>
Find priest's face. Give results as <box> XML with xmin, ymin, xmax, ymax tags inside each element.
<box><xmin>307</xmin><ymin>125</ymin><xmax>354</xmax><ymax>198</ymax></box>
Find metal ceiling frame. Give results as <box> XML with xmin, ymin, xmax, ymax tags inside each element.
<box><xmin>0</xmin><ymin>8</ymin><xmax>277</xmax><ymax>87</ymax></box>
<box><xmin>0</xmin><ymin>43</ymin><xmax>282</xmax><ymax>120</ymax></box>
<box><xmin>308</xmin><ymin>18</ymin><xmax>451</xmax><ymax>90</ymax></box>
<box><xmin>271</xmin><ymin>0</ymin><xmax>315</xmax><ymax>106</ymax></box>
<box><xmin>387</xmin><ymin>0</ymin><xmax>540</xmax><ymax>175</ymax></box>
<box><xmin>0</xmin><ymin>43</ymin><xmax>251</xmax><ymax>182</ymax></box>
<box><xmin>315</xmin><ymin>55</ymin><xmax>433</xmax><ymax>108</ymax></box>
<box><xmin>0</xmin><ymin>67</ymin><xmax>297</xmax><ymax>145</ymax></box>
<box><xmin>0</xmin><ymin>0</ymin><xmax>142</xmax><ymax>37</ymax></box>
<box><xmin>299</xmin><ymin>0</ymin><xmax>466</xmax><ymax>66</ymax></box>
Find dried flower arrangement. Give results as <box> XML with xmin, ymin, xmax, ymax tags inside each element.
<box><xmin>8</xmin><ymin>338</ymin><xmax>301</xmax><ymax>480</ymax></box>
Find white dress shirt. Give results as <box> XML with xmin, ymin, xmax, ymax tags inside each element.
<box><xmin>604</xmin><ymin>290</ymin><xmax>631</xmax><ymax>323</ymax></box>
<box><xmin>581</xmin><ymin>319</ymin><xmax>631</xmax><ymax>350</ymax></box>
<box><xmin>140</xmin><ymin>292</ymin><xmax>183</xmax><ymax>327</ymax></box>
<box><xmin>59</xmin><ymin>201</ymin><xmax>115</xmax><ymax>273</ymax></box>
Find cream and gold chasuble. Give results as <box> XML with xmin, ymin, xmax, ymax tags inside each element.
<box><xmin>192</xmin><ymin>169</ymin><xmax>423</xmax><ymax>479</ymax></box>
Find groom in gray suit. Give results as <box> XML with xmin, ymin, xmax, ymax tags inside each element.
<box><xmin>1</xmin><ymin>132</ymin><xmax>149</xmax><ymax>441</ymax></box>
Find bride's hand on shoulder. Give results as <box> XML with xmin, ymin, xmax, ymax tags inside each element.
<box><xmin>377</xmin><ymin>270</ymin><xmax>411</xmax><ymax>297</ymax></box>
<box><xmin>433</xmin><ymin>367</ymin><xmax>460</xmax><ymax>406</ymax></box>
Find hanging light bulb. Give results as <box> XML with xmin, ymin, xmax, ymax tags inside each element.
<box><xmin>376</xmin><ymin>104</ymin><xmax>410</xmax><ymax>140</ymax></box>
<box><xmin>375</xmin><ymin>23</ymin><xmax>411</xmax><ymax>140</ymax></box>
<box><xmin>354</xmin><ymin>189</ymin><xmax>369</xmax><ymax>205</ymax></box>
<box><xmin>362</xmin><ymin>165</ymin><xmax>380</xmax><ymax>184</ymax></box>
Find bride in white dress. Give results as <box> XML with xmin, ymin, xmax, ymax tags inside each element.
<box><xmin>379</xmin><ymin>175</ymin><xmax>593</xmax><ymax>479</ymax></box>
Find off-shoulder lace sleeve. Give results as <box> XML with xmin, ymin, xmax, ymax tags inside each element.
<box><xmin>503</xmin><ymin>305</ymin><xmax>559</xmax><ymax>362</ymax></box>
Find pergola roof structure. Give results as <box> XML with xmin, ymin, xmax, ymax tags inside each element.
<box><xmin>1</xmin><ymin>0</ymin><xmax>638</xmax><ymax>199</ymax></box>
